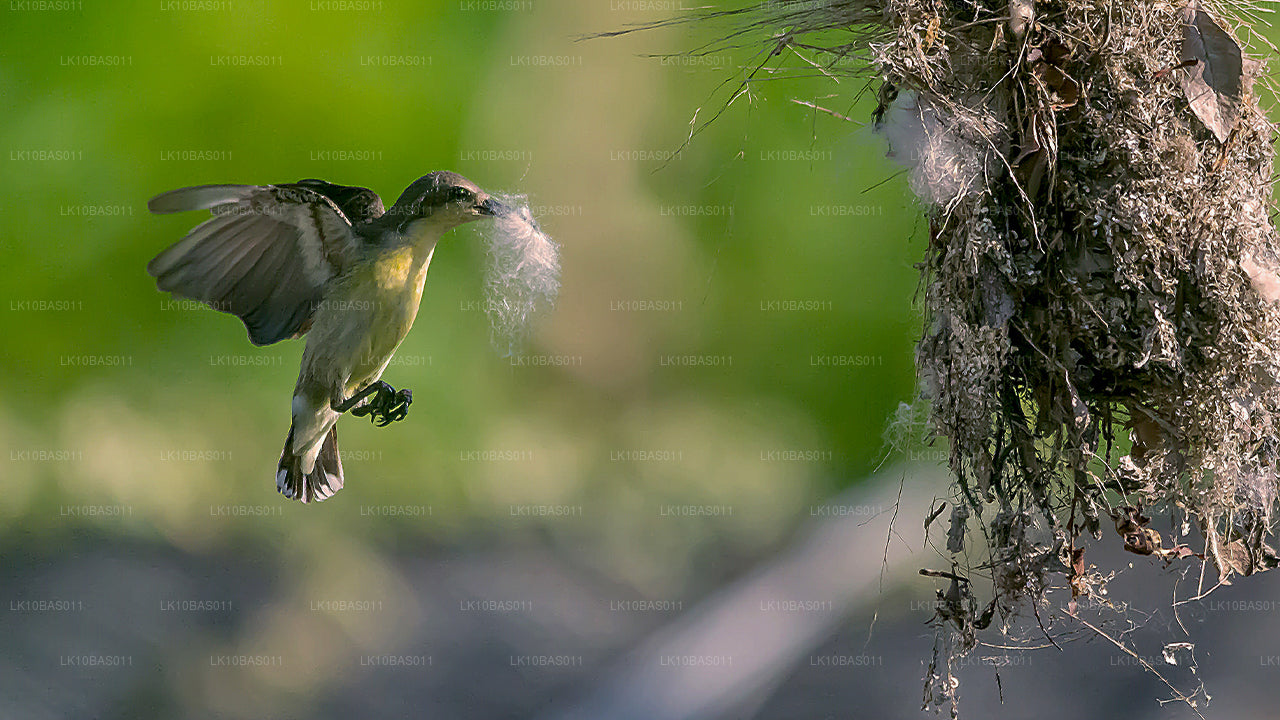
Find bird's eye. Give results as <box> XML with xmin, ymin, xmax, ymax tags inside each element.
<box><xmin>449</xmin><ymin>187</ymin><xmax>470</xmax><ymax>202</ymax></box>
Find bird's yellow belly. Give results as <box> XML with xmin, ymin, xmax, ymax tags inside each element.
<box><xmin>305</xmin><ymin>244</ymin><xmax>434</xmax><ymax>399</ymax></box>
<box><xmin>350</xmin><ymin>247</ymin><xmax>432</xmax><ymax>391</ymax></box>
<box><xmin>347</xmin><ymin>299</ymin><xmax>417</xmax><ymax>391</ymax></box>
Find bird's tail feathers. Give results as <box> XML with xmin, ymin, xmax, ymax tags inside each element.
<box><xmin>276</xmin><ymin>423</ymin><xmax>344</xmax><ymax>503</ymax></box>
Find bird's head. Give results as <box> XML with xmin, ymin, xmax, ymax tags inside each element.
<box><xmin>387</xmin><ymin>171</ymin><xmax>506</xmax><ymax>233</ymax></box>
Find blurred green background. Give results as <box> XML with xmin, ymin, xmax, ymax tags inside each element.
<box><xmin>1</xmin><ymin>2</ymin><xmax>927</xmax><ymax>714</ymax></box>
<box><xmin>2</xmin><ymin>1</ymin><xmax>921</xmax><ymax>551</ymax></box>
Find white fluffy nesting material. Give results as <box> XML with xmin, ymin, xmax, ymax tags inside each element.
<box><xmin>482</xmin><ymin>194</ymin><xmax>561</xmax><ymax>354</ymax></box>
<box><xmin>876</xmin><ymin>91</ymin><xmax>989</xmax><ymax>208</ymax></box>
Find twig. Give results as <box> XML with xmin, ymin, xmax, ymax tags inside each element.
<box><xmin>867</xmin><ymin>473</ymin><xmax>908</xmax><ymax>647</ymax></box>
<box><xmin>1067</xmin><ymin>611</ymin><xmax>1207</xmax><ymax>719</ymax></box>
<box><xmin>789</xmin><ymin>98</ymin><xmax>863</xmax><ymax>125</ymax></box>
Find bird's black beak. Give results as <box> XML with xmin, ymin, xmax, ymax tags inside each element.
<box><xmin>478</xmin><ymin>195</ymin><xmax>508</xmax><ymax>217</ymax></box>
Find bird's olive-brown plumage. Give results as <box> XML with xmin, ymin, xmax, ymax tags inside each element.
<box><xmin>148</xmin><ymin>172</ymin><xmax>502</xmax><ymax>502</ymax></box>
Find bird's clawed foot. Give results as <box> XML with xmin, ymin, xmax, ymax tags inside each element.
<box><xmin>338</xmin><ymin>381</ymin><xmax>413</xmax><ymax>427</ymax></box>
<box><xmin>372</xmin><ymin>388</ymin><xmax>412</xmax><ymax>427</ymax></box>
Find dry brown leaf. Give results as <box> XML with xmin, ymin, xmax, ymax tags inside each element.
<box><xmin>1213</xmin><ymin>537</ymin><xmax>1278</xmax><ymax>577</ymax></box>
<box><xmin>1112</xmin><ymin>506</ymin><xmax>1204</xmax><ymax>561</ymax></box>
<box><xmin>1180</xmin><ymin>4</ymin><xmax>1248</xmax><ymax>142</ymax></box>
<box><xmin>1008</xmin><ymin>0</ymin><xmax>1034</xmax><ymax>40</ymax></box>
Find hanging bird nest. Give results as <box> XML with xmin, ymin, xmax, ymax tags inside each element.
<box><xmin>602</xmin><ymin>0</ymin><xmax>1280</xmax><ymax>712</ymax></box>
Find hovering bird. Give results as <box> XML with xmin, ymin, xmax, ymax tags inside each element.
<box><xmin>147</xmin><ymin>172</ymin><xmax>505</xmax><ymax>503</ymax></box>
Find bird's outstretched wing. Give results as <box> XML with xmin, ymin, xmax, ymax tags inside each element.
<box><xmin>147</xmin><ymin>180</ymin><xmax>385</xmax><ymax>346</ymax></box>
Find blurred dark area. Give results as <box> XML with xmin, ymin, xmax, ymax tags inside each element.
<box><xmin>7</xmin><ymin>486</ymin><xmax>1280</xmax><ymax>719</ymax></box>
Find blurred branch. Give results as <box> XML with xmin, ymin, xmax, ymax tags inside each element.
<box><xmin>539</xmin><ymin>465</ymin><xmax>945</xmax><ymax>720</ymax></box>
